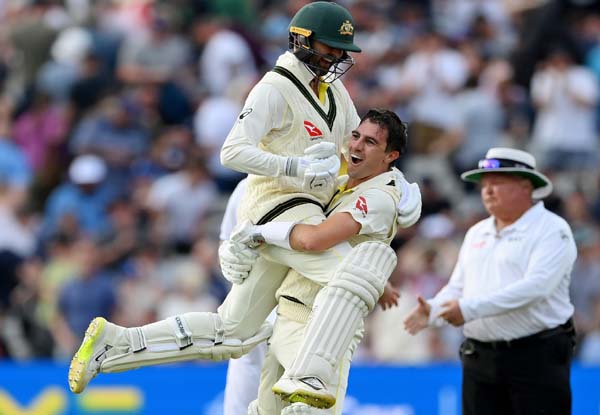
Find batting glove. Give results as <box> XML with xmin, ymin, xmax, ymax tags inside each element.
<box><xmin>285</xmin><ymin>142</ymin><xmax>340</xmax><ymax>191</ymax></box>
<box><xmin>393</xmin><ymin>169</ymin><xmax>422</xmax><ymax>228</ymax></box>
<box><xmin>218</xmin><ymin>239</ymin><xmax>258</xmax><ymax>284</ymax></box>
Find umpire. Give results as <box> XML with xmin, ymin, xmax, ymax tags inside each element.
<box><xmin>405</xmin><ymin>147</ymin><xmax>577</xmax><ymax>415</ymax></box>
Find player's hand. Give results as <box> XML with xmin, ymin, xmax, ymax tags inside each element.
<box><xmin>301</xmin><ymin>154</ymin><xmax>340</xmax><ymax>191</ymax></box>
<box><xmin>230</xmin><ymin>220</ymin><xmax>264</xmax><ymax>248</ymax></box>
<box><xmin>286</xmin><ymin>142</ymin><xmax>340</xmax><ymax>191</ymax></box>
<box><xmin>378</xmin><ymin>282</ymin><xmax>400</xmax><ymax>310</ymax></box>
<box><xmin>438</xmin><ymin>299</ymin><xmax>465</xmax><ymax>327</ymax></box>
<box><xmin>218</xmin><ymin>239</ymin><xmax>258</xmax><ymax>284</ymax></box>
<box><xmin>403</xmin><ymin>295</ymin><xmax>431</xmax><ymax>335</ymax></box>
<box><xmin>393</xmin><ymin>169</ymin><xmax>421</xmax><ymax>228</ymax></box>
<box><xmin>304</xmin><ymin>141</ymin><xmax>337</xmax><ymax>159</ymax></box>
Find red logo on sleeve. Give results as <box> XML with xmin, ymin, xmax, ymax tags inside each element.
<box><xmin>303</xmin><ymin>121</ymin><xmax>323</xmax><ymax>138</ymax></box>
<box><xmin>355</xmin><ymin>196</ymin><xmax>368</xmax><ymax>215</ymax></box>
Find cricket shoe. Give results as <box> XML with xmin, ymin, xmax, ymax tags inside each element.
<box><xmin>68</xmin><ymin>317</ymin><xmax>117</xmax><ymax>393</ymax></box>
<box><xmin>272</xmin><ymin>376</ymin><xmax>335</xmax><ymax>409</ymax></box>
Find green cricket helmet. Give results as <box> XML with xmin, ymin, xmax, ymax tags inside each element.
<box><xmin>288</xmin><ymin>1</ymin><xmax>361</xmax><ymax>81</ymax></box>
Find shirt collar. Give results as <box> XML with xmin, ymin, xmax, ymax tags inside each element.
<box><xmin>486</xmin><ymin>201</ymin><xmax>544</xmax><ymax>235</ymax></box>
<box><xmin>336</xmin><ymin>170</ymin><xmax>396</xmax><ymax>195</ymax></box>
<box><xmin>277</xmin><ymin>51</ymin><xmax>328</xmax><ymax>89</ymax></box>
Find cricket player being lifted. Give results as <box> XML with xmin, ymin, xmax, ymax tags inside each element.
<box><xmin>67</xmin><ymin>1</ymin><xmax>421</xmax><ymax>403</ymax></box>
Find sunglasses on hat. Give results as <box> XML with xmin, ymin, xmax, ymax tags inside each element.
<box><xmin>477</xmin><ymin>158</ymin><xmax>533</xmax><ymax>170</ymax></box>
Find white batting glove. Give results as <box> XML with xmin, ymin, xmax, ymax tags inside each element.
<box><xmin>230</xmin><ymin>220</ymin><xmax>264</xmax><ymax>248</ymax></box>
<box><xmin>285</xmin><ymin>142</ymin><xmax>340</xmax><ymax>191</ymax></box>
<box><xmin>218</xmin><ymin>239</ymin><xmax>258</xmax><ymax>284</ymax></box>
<box><xmin>302</xmin><ymin>141</ymin><xmax>337</xmax><ymax>159</ymax></box>
<box><xmin>393</xmin><ymin>169</ymin><xmax>422</xmax><ymax>228</ymax></box>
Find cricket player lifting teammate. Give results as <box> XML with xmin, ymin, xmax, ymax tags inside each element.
<box><xmin>238</xmin><ymin>108</ymin><xmax>415</xmax><ymax>414</ymax></box>
<box><xmin>67</xmin><ymin>2</ymin><xmax>420</xmax><ymax>398</ymax></box>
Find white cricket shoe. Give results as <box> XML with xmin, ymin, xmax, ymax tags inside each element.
<box><xmin>272</xmin><ymin>376</ymin><xmax>335</xmax><ymax>409</ymax></box>
<box><xmin>68</xmin><ymin>317</ymin><xmax>115</xmax><ymax>393</ymax></box>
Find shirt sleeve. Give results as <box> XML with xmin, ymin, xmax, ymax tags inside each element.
<box><xmin>219</xmin><ymin>178</ymin><xmax>248</xmax><ymax>241</ymax></box>
<box><xmin>220</xmin><ymin>82</ymin><xmax>291</xmax><ymax>176</ymax></box>
<box><xmin>459</xmin><ymin>225</ymin><xmax>577</xmax><ymax>322</ymax></box>
<box><xmin>428</xmin><ymin>234</ymin><xmax>469</xmax><ymax>327</ymax></box>
<box><xmin>338</xmin><ymin>188</ymin><xmax>396</xmax><ymax>236</ymax></box>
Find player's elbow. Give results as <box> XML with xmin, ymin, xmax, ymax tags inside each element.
<box><xmin>293</xmin><ymin>235</ymin><xmax>329</xmax><ymax>252</ymax></box>
<box><xmin>220</xmin><ymin>146</ymin><xmax>235</xmax><ymax>168</ymax></box>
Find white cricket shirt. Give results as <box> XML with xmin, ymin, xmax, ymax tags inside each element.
<box><xmin>429</xmin><ymin>202</ymin><xmax>577</xmax><ymax>342</ymax></box>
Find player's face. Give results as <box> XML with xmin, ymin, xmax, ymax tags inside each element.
<box><xmin>347</xmin><ymin>119</ymin><xmax>398</xmax><ymax>186</ymax></box>
<box><xmin>480</xmin><ymin>173</ymin><xmax>532</xmax><ymax>217</ymax></box>
<box><xmin>310</xmin><ymin>40</ymin><xmax>344</xmax><ymax>73</ymax></box>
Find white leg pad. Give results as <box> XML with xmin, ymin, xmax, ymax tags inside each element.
<box><xmin>101</xmin><ymin>312</ymin><xmax>272</xmax><ymax>373</ymax></box>
<box><xmin>247</xmin><ymin>399</ymin><xmax>260</xmax><ymax>415</ymax></box>
<box><xmin>286</xmin><ymin>241</ymin><xmax>396</xmax><ymax>382</ymax></box>
<box><xmin>281</xmin><ymin>403</ymin><xmax>328</xmax><ymax>414</ymax></box>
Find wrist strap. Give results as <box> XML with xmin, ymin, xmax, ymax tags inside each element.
<box><xmin>257</xmin><ymin>221</ymin><xmax>297</xmax><ymax>250</ymax></box>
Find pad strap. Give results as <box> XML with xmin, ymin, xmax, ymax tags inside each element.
<box><xmin>212</xmin><ymin>314</ymin><xmax>225</xmax><ymax>345</ymax></box>
<box><xmin>168</xmin><ymin>316</ymin><xmax>193</xmax><ymax>349</ymax></box>
<box><xmin>127</xmin><ymin>327</ymin><xmax>146</xmax><ymax>352</ymax></box>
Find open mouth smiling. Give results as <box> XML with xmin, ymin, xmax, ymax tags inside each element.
<box><xmin>350</xmin><ymin>154</ymin><xmax>363</xmax><ymax>165</ymax></box>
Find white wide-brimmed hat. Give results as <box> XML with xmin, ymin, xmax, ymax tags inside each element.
<box><xmin>69</xmin><ymin>155</ymin><xmax>107</xmax><ymax>185</ymax></box>
<box><xmin>461</xmin><ymin>147</ymin><xmax>553</xmax><ymax>198</ymax></box>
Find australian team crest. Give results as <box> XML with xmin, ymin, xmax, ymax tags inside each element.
<box><xmin>339</xmin><ymin>20</ymin><xmax>354</xmax><ymax>36</ymax></box>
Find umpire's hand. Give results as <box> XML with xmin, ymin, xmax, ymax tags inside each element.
<box><xmin>438</xmin><ymin>300</ymin><xmax>465</xmax><ymax>326</ymax></box>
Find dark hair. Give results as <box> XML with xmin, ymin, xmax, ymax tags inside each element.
<box><xmin>360</xmin><ymin>108</ymin><xmax>408</xmax><ymax>156</ymax></box>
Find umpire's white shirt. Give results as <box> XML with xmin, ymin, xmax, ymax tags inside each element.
<box><xmin>429</xmin><ymin>202</ymin><xmax>577</xmax><ymax>342</ymax></box>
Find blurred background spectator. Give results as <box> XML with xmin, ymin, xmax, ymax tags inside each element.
<box><xmin>0</xmin><ymin>0</ymin><xmax>598</xmax><ymax>364</ymax></box>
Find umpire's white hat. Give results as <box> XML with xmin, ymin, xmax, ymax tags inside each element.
<box><xmin>461</xmin><ymin>147</ymin><xmax>553</xmax><ymax>199</ymax></box>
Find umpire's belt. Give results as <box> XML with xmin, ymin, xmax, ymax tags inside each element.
<box><xmin>468</xmin><ymin>317</ymin><xmax>575</xmax><ymax>351</ymax></box>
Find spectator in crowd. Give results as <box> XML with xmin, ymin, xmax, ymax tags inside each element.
<box><xmin>55</xmin><ymin>238</ymin><xmax>117</xmax><ymax>354</ymax></box>
<box><xmin>569</xmin><ymin>226</ymin><xmax>600</xmax><ymax>338</ymax></box>
<box><xmin>193</xmin><ymin>17</ymin><xmax>259</xmax><ymax>97</ymax></box>
<box><xmin>5</xmin><ymin>0</ymin><xmax>57</xmax><ymax>100</ymax></box>
<box><xmin>12</xmin><ymin>90</ymin><xmax>70</xmax><ymax>193</ymax></box>
<box><xmin>451</xmin><ymin>70</ymin><xmax>504</xmax><ymax>177</ymax></box>
<box><xmin>145</xmin><ymin>149</ymin><xmax>218</xmax><ymax>252</ymax></box>
<box><xmin>117</xmin><ymin>11</ymin><xmax>194</xmax><ymax>124</ymax></box>
<box><xmin>397</xmin><ymin>30</ymin><xmax>468</xmax><ymax>155</ymax></box>
<box><xmin>579</xmin><ymin>295</ymin><xmax>600</xmax><ymax>364</ymax></box>
<box><xmin>1</xmin><ymin>258</ymin><xmax>55</xmax><ymax>359</ymax></box>
<box><xmin>41</xmin><ymin>154</ymin><xmax>117</xmax><ymax>241</ymax></box>
<box><xmin>530</xmin><ymin>46</ymin><xmax>599</xmax><ymax>171</ymax></box>
<box><xmin>37</xmin><ymin>26</ymin><xmax>93</xmax><ymax>102</ymax></box>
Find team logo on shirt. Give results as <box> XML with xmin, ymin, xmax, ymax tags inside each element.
<box><xmin>472</xmin><ymin>240</ymin><xmax>486</xmax><ymax>249</ymax></box>
<box><xmin>303</xmin><ymin>120</ymin><xmax>323</xmax><ymax>139</ymax></box>
<box><xmin>355</xmin><ymin>196</ymin><xmax>368</xmax><ymax>216</ymax></box>
<box><xmin>239</xmin><ymin>108</ymin><xmax>253</xmax><ymax>120</ymax></box>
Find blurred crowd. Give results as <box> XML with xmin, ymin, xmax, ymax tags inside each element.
<box><xmin>0</xmin><ymin>0</ymin><xmax>599</xmax><ymax>365</ymax></box>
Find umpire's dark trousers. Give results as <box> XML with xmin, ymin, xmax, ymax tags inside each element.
<box><xmin>460</xmin><ymin>320</ymin><xmax>575</xmax><ymax>415</ymax></box>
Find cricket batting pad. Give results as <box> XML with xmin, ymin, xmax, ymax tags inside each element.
<box><xmin>101</xmin><ymin>312</ymin><xmax>272</xmax><ymax>373</ymax></box>
<box><xmin>281</xmin><ymin>403</ymin><xmax>329</xmax><ymax>414</ymax></box>
<box><xmin>286</xmin><ymin>241</ymin><xmax>396</xmax><ymax>382</ymax></box>
<box><xmin>247</xmin><ymin>399</ymin><xmax>260</xmax><ymax>415</ymax></box>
